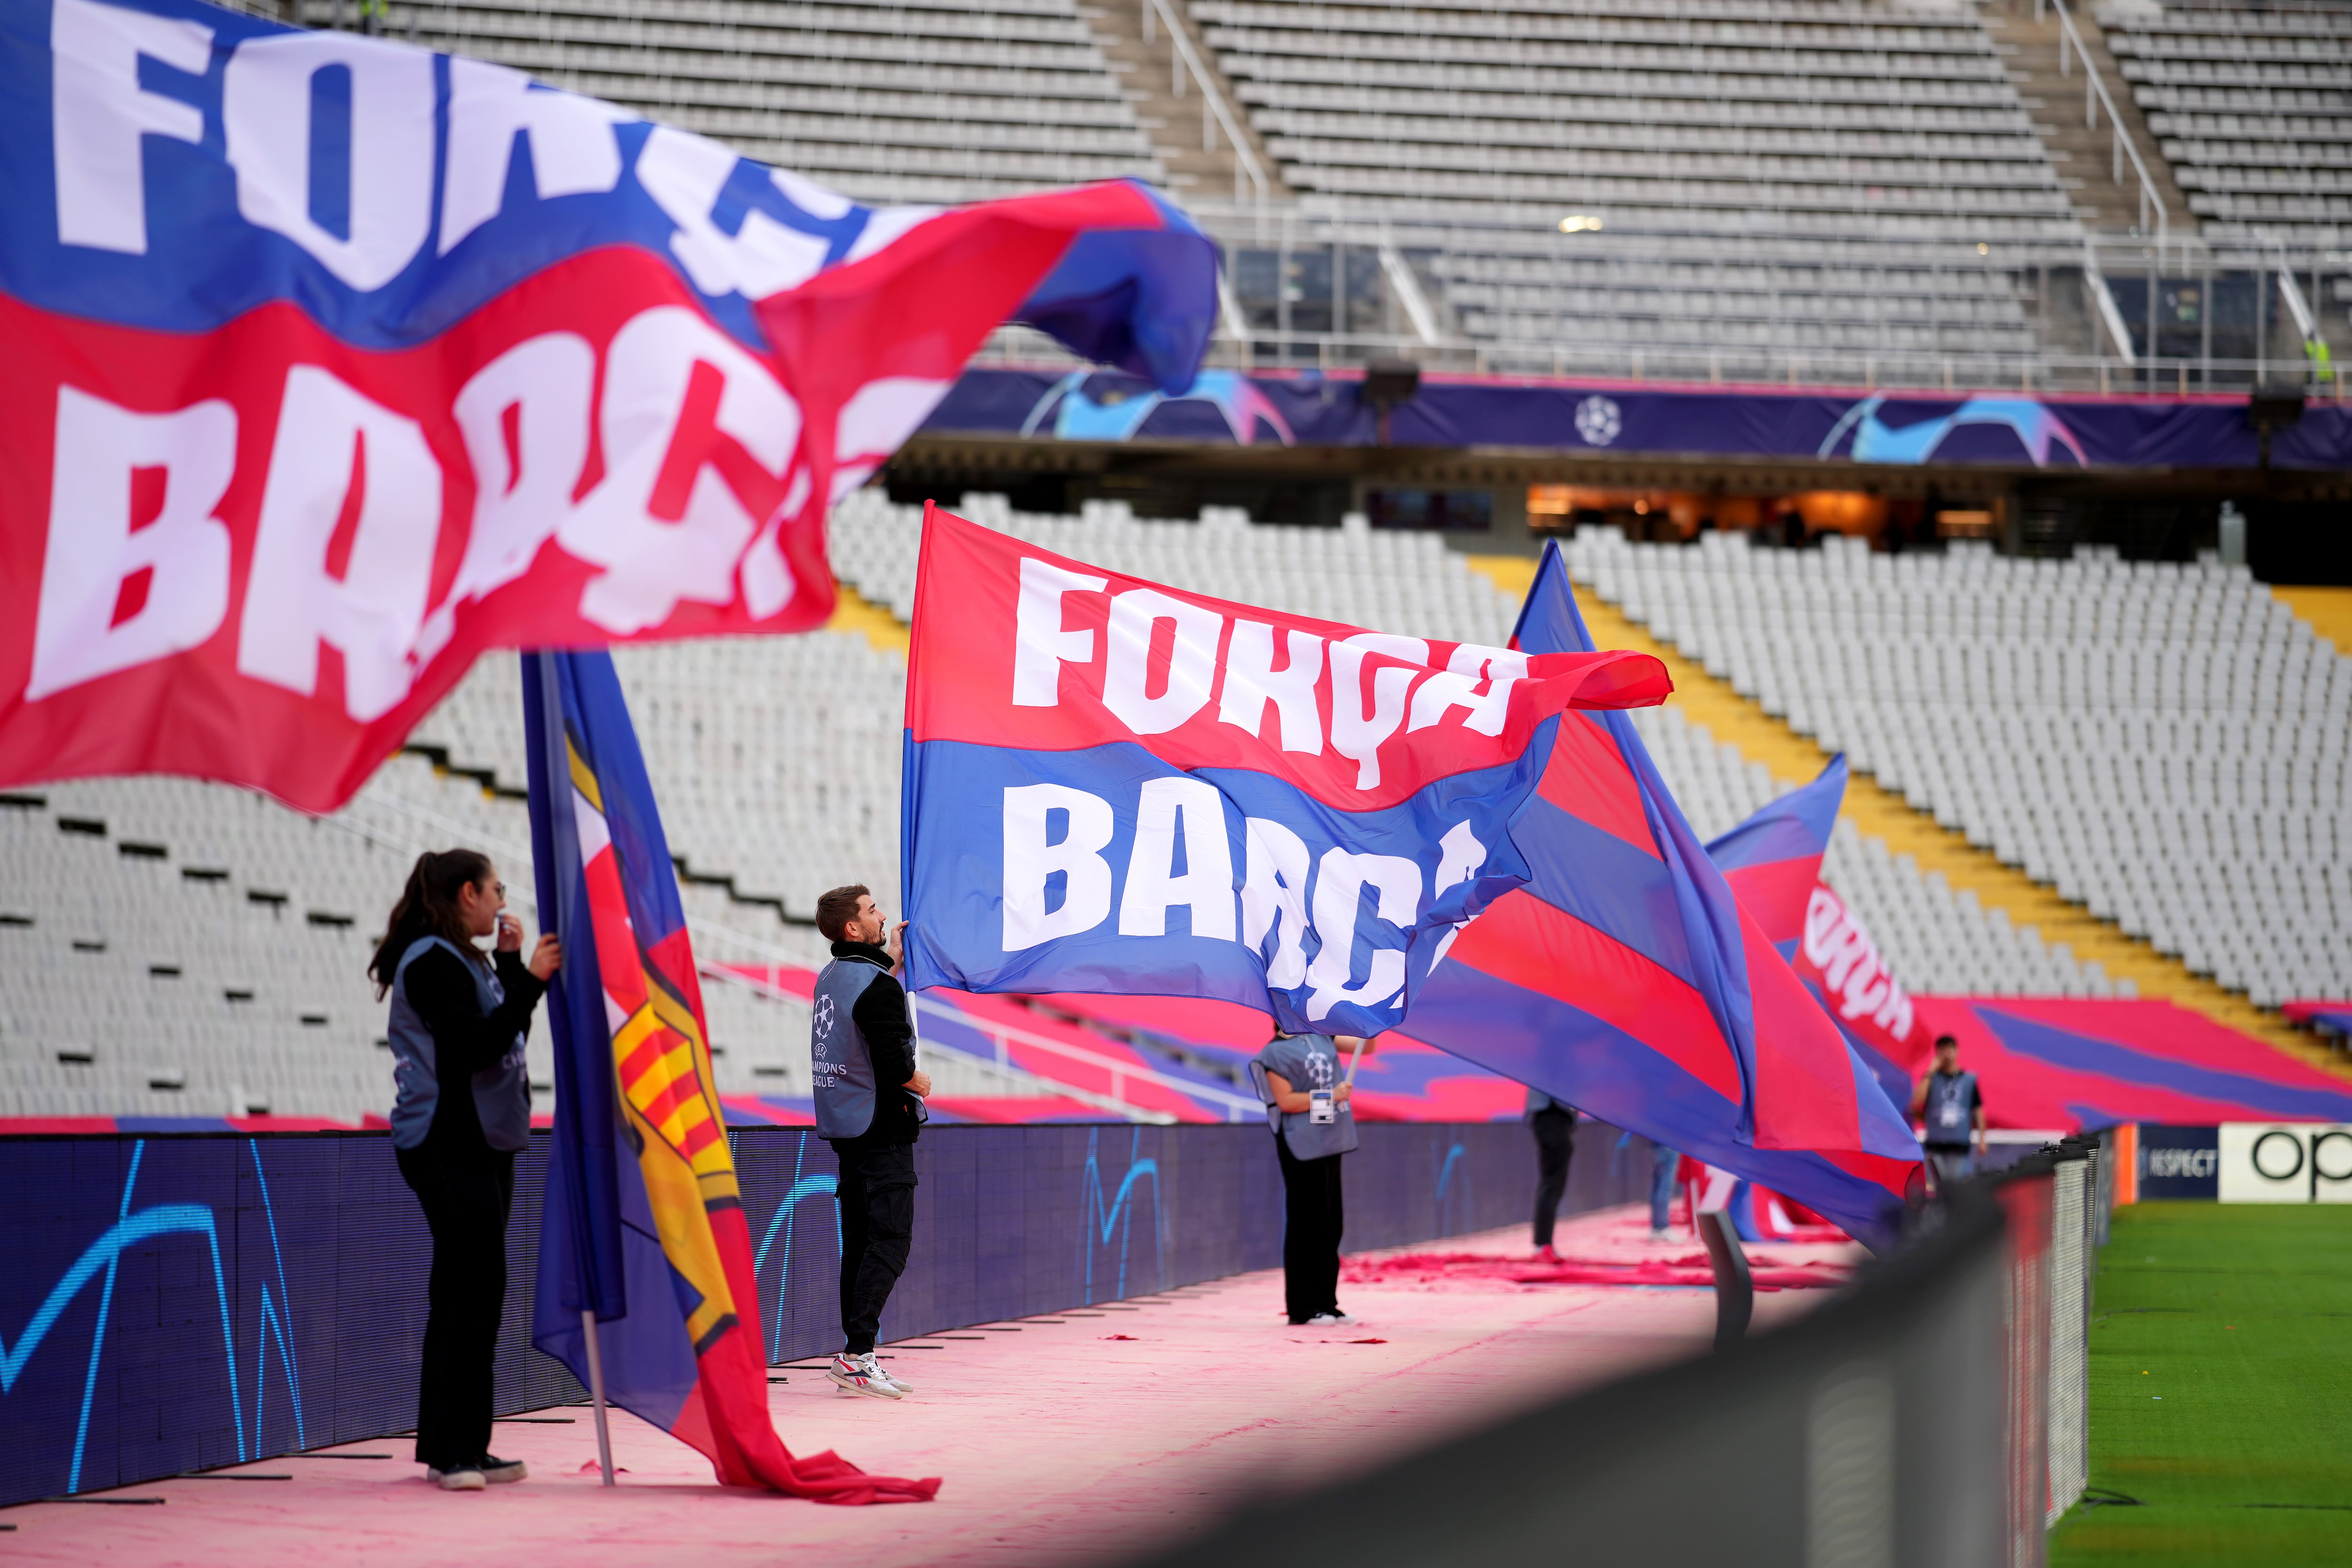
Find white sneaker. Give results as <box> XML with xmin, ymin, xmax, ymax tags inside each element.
<box><xmin>826</xmin><ymin>1352</ymin><xmax>904</xmax><ymax>1400</ymax></box>
<box><xmin>1649</xmin><ymin>1228</ymin><xmax>1673</xmax><ymax>1243</ymax></box>
<box><xmin>875</xmin><ymin>1361</ymin><xmax>916</xmax><ymax>1395</ymax></box>
<box><xmin>427</xmin><ymin>1465</ymin><xmax>486</xmax><ymax>1491</ymax></box>
<box><xmin>1301</xmin><ymin>1311</ymin><xmax>1356</xmax><ymax>1327</ymax></box>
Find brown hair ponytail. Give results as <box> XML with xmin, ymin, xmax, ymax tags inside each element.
<box><xmin>369</xmin><ymin>848</ymin><xmax>494</xmax><ymax>997</ymax></box>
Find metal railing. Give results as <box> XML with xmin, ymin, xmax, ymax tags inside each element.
<box><xmin>906</xmin><ymin>990</ymin><xmax>1261</xmax><ymax>1122</ymax></box>
<box><xmin>975</xmin><ymin>216</ymin><xmax>2348</xmax><ymax>396</ymax></box>
<box><xmin>1140</xmin><ymin>0</ymin><xmax>1268</xmax><ymax>214</ymax></box>
<box><xmin>979</xmin><ymin>324</ymin><xmax>2345</xmax><ymax>398</ymax></box>
<box><xmin>707</xmin><ymin>966</ymin><xmax>1194</xmax><ymax>1125</ymax></box>
<box><xmin>2039</xmin><ymin>0</ymin><xmax>2171</xmax><ymax>244</ymax></box>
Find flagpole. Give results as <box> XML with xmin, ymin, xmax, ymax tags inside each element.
<box><xmin>581</xmin><ymin>1309</ymin><xmax>616</xmax><ymax>1487</ymax></box>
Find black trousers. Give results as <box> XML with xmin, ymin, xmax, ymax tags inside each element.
<box><xmin>833</xmin><ymin>1140</ymin><xmax>917</xmax><ymax>1355</ymax></box>
<box><xmin>1531</xmin><ymin>1108</ymin><xmax>1577</xmax><ymax>1249</ymax></box>
<box><xmin>396</xmin><ymin>1144</ymin><xmax>516</xmax><ymax>1471</ymax></box>
<box><xmin>1274</xmin><ymin>1133</ymin><xmax>1345</xmax><ymax>1323</ymax></box>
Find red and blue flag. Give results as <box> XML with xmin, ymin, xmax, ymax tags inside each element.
<box><xmin>1404</xmin><ymin>542</ymin><xmax>1922</xmax><ymax>1249</ymax></box>
<box><xmin>900</xmin><ymin>503</ymin><xmax>1673</xmax><ymax>1040</ymax></box>
<box><xmin>524</xmin><ymin>649</ymin><xmax>938</xmax><ymax>1503</ymax></box>
<box><xmin>1706</xmin><ymin>757</ymin><xmax>1922</xmax><ymax>1107</ymax></box>
<box><xmin>0</xmin><ymin>0</ymin><xmax>1216</xmax><ymax>813</ymax></box>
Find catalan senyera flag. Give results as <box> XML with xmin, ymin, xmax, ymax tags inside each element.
<box><xmin>523</xmin><ymin>648</ymin><xmax>938</xmax><ymax>1504</ymax></box>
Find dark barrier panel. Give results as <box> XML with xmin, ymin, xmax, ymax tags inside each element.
<box><xmin>926</xmin><ymin>366</ymin><xmax>2352</xmax><ymax>473</ymax></box>
<box><xmin>2136</xmin><ymin>1125</ymin><xmax>2220</xmax><ymax>1200</ymax></box>
<box><xmin>0</xmin><ymin>1118</ymin><xmax>1648</xmax><ymax>1507</ymax></box>
<box><xmin>1126</xmin><ymin>1188</ymin><xmax>2018</xmax><ymax>1568</ymax></box>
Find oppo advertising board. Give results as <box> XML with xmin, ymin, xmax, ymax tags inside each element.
<box><xmin>2217</xmin><ymin>1123</ymin><xmax>2352</xmax><ymax>1203</ymax></box>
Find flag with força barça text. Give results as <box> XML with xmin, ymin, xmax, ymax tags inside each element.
<box><xmin>0</xmin><ymin>0</ymin><xmax>1216</xmax><ymax>813</ymax></box>
<box><xmin>524</xmin><ymin>648</ymin><xmax>938</xmax><ymax>1504</ymax></box>
<box><xmin>900</xmin><ymin>502</ymin><xmax>1674</xmax><ymax>1042</ymax></box>
<box><xmin>1403</xmin><ymin>543</ymin><xmax>1923</xmax><ymax>1249</ymax></box>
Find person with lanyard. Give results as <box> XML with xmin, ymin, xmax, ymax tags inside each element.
<box><xmin>1526</xmin><ymin>1087</ymin><xmax>1577</xmax><ymax>1263</ymax></box>
<box><xmin>370</xmin><ymin>849</ymin><xmax>560</xmax><ymax>1493</ymax></box>
<box><xmin>1251</xmin><ymin>1031</ymin><xmax>1374</xmax><ymax>1327</ymax></box>
<box><xmin>1908</xmin><ymin>1033</ymin><xmax>1987</xmax><ymax>1195</ymax></box>
<box><xmin>810</xmin><ymin>884</ymin><xmax>931</xmax><ymax>1400</ymax></box>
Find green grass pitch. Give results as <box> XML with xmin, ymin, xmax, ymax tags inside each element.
<box><xmin>2048</xmin><ymin>1201</ymin><xmax>2352</xmax><ymax>1566</ymax></box>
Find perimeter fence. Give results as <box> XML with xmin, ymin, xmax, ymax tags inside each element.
<box><xmin>1137</xmin><ymin>1132</ymin><xmax>2113</xmax><ymax>1568</ymax></box>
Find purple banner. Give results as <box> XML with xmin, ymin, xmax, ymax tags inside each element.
<box><xmin>925</xmin><ymin>367</ymin><xmax>2352</xmax><ymax>472</ymax></box>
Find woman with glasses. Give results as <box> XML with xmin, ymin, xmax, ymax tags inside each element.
<box><xmin>368</xmin><ymin>850</ymin><xmax>560</xmax><ymax>1492</ymax></box>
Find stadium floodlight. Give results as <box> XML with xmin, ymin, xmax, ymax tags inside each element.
<box><xmin>1558</xmin><ymin>214</ymin><xmax>1604</xmax><ymax>233</ymax></box>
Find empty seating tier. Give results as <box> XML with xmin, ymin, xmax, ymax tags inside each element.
<box><xmin>2103</xmin><ymin>0</ymin><xmax>2352</xmax><ymax>243</ymax></box>
<box><xmin>1200</xmin><ymin>0</ymin><xmax>2081</xmax><ymax>244</ymax></box>
<box><xmin>334</xmin><ymin>0</ymin><xmax>1165</xmax><ymax>205</ymax></box>
<box><xmin>1569</xmin><ymin>526</ymin><xmax>2351</xmax><ymax>1008</ymax></box>
<box><xmin>1</xmin><ymin>494</ymin><xmax>2170</xmax><ymax>1119</ymax></box>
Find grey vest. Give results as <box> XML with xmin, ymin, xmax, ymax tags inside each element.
<box><xmin>388</xmin><ymin>937</ymin><xmax>530</xmax><ymax>1153</ymax></box>
<box><xmin>811</xmin><ymin>955</ymin><xmax>898</xmax><ymax>1141</ymax></box>
<box><xmin>1250</xmin><ymin>1034</ymin><xmax>1359</xmax><ymax>1161</ymax></box>
<box><xmin>1923</xmin><ymin>1070</ymin><xmax>1978</xmax><ymax>1148</ymax></box>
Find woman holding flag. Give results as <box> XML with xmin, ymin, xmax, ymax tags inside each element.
<box><xmin>1252</xmin><ymin>1033</ymin><xmax>1375</xmax><ymax>1327</ymax></box>
<box><xmin>369</xmin><ymin>850</ymin><xmax>560</xmax><ymax>1493</ymax></box>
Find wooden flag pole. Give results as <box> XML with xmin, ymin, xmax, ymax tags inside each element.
<box><xmin>580</xmin><ymin>1309</ymin><xmax>615</xmax><ymax>1487</ymax></box>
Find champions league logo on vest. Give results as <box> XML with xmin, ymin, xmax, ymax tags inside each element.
<box><xmin>1925</xmin><ymin>1070</ymin><xmax>1978</xmax><ymax>1145</ymax></box>
<box><xmin>811</xmin><ymin>955</ymin><xmax>900</xmax><ymax>1141</ymax></box>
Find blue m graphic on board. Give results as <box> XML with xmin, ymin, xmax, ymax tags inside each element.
<box><xmin>0</xmin><ymin>1139</ymin><xmax>305</xmax><ymax>1493</ymax></box>
<box><xmin>749</xmin><ymin>1134</ymin><xmax>845</xmax><ymax>1362</ymax></box>
<box><xmin>1079</xmin><ymin>1127</ymin><xmax>1165</xmax><ymax>1304</ymax></box>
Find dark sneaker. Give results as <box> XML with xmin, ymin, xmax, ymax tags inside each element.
<box><xmin>427</xmin><ymin>1465</ymin><xmax>486</xmax><ymax>1491</ymax></box>
<box><xmin>477</xmin><ymin>1454</ymin><xmax>528</xmax><ymax>1484</ymax></box>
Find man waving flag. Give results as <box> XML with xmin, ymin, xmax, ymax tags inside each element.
<box><xmin>1405</xmin><ymin>543</ymin><xmax>1923</xmax><ymax>1249</ymax></box>
<box><xmin>899</xmin><ymin>503</ymin><xmax>1674</xmax><ymax>1039</ymax></box>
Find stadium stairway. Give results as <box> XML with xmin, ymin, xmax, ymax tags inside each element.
<box><xmin>1982</xmin><ymin>0</ymin><xmax>2190</xmax><ymax>238</ymax></box>
<box><xmin>1087</xmin><ymin>0</ymin><xmax>1289</xmax><ymax>204</ymax></box>
<box><xmin>1468</xmin><ymin>553</ymin><xmax>2350</xmax><ymax>1075</ymax></box>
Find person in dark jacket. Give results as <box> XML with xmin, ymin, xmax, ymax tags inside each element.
<box><xmin>810</xmin><ymin>884</ymin><xmax>931</xmax><ymax>1399</ymax></box>
<box><xmin>1527</xmin><ymin>1087</ymin><xmax>1577</xmax><ymax>1262</ymax></box>
<box><xmin>369</xmin><ymin>849</ymin><xmax>559</xmax><ymax>1493</ymax></box>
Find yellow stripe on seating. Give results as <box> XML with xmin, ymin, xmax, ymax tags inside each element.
<box><xmin>2275</xmin><ymin>586</ymin><xmax>2352</xmax><ymax>660</ymax></box>
<box><xmin>827</xmin><ymin>581</ymin><xmax>912</xmax><ymax>656</ymax></box>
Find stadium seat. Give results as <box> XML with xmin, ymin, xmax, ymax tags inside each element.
<box><xmin>1567</xmin><ymin>524</ymin><xmax>2350</xmax><ymax>1007</ymax></box>
<box><xmin>2102</xmin><ymin>0</ymin><xmax>2352</xmax><ymax>245</ymax></box>
<box><xmin>336</xmin><ymin>0</ymin><xmax>1168</xmax><ymax>206</ymax></box>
